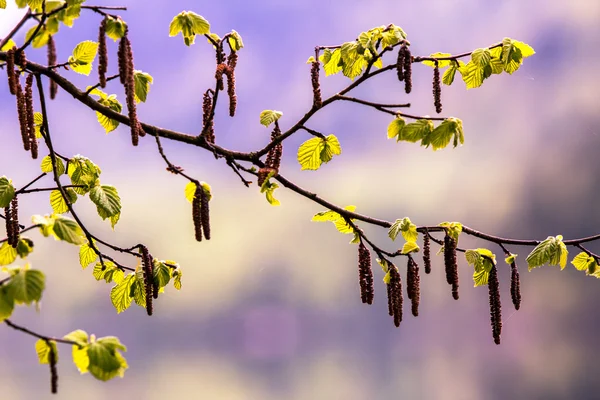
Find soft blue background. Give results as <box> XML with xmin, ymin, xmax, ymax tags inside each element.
<box><xmin>2</xmin><ymin>0</ymin><xmax>600</xmax><ymax>399</ymax></box>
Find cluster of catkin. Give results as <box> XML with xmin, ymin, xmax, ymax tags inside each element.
<box><xmin>6</xmin><ymin>48</ymin><xmax>38</xmax><ymax>159</ymax></box>
<box><xmin>140</xmin><ymin>245</ymin><xmax>155</xmax><ymax>316</ymax></box>
<box><xmin>214</xmin><ymin>50</ymin><xmax>238</xmax><ymax>118</ymax></box>
<box><xmin>117</xmin><ymin>26</ymin><xmax>144</xmax><ymax>146</ymax></box>
<box><xmin>257</xmin><ymin>122</ymin><xmax>283</xmax><ymax>187</ymax></box>
<box><xmin>396</xmin><ymin>43</ymin><xmax>412</xmax><ymax>94</ymax></box>
<box><xmin>192</xmin><ymin>184</ymin><xmax>211</xmax><ymax>242</ymax></box>
<box><xmin>4</xmin><ymin>197</ymin><xmax>20</xmax><ymax>248</ymax></box>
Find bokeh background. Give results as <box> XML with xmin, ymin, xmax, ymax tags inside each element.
<box><xmin>2</xmin><ymin>0</ymin><xmax>600</xmax><ymax>399</ymax></box>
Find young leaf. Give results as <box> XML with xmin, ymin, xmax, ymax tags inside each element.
<box><xmin>104</xmin><ymin>16</ymin><xmax>127</xmax><ymax>41</ymax></box>
<box><xmin>87</xmin><ymin>336</ymin><xmax>128</xmax><ymax>381</ymax></box>
<box><xmin>169</xmin><ymin>11</ymin><xmax>210</xmax><ymax>46</ymax></box>
<box><xmin>398</xmin><ymin>119</ymin><xmax>433</xmax><ymax>144</ymax></box>
<box><xmin>471</xmin><ymin>48</ymin><xmax>491</xmax><ymax>68</ymax></box>
<box><xmin>464</xmin><ymin>248</ymin><xmax>496</xmax><ymax>286</ymax></box>
<box><xmin>320</xmin><ymin>49</ymin><xmax>343</xmax><ymax>76</ymax></box>
<box><xmin>421</xmin><ymin>53</ymin><xmax>452</xmax><ymax>68</ymax></box>
<box><xmin>387</xmin><ymin>117</ymin><xmax>406</xmax><ymax>139</ymax></box>
<box><xmin>426</xmin><ymin>118</ymin><xmax>464</xmax><ymax>151</ymax></box>
<box><xmin>297</xmin><ymin>134</ymin><xmax>342</xmax><ymax>170</ymax></box>
<box><xmin>8</xmin><ymin>266</ymin><xmax>45</xmax><ymax>305</ymax></box>
<box><xmin>227</xmin><ymin>30</ymin><xmax>244</xmax><ymax>51</ymax></box>
<box><xmin>172</xmin><ymin>268</ymin><xmax>182</xmax><ymax>290</ymax></box>
<box><xmin>16</xmin><ymin>238</ymin><xmax>34</xmax><ymax>259</ymax></box>
<box><xmin>79</xmin><ymin>242</ymin><xmax>98</xmax><ymax>269</ymax></box>
<box><xmin>259</xmin><ymin>110</ymin><xmax>283</xmax><ymax>127</ymax></box>
<box><xmin>153</xmin><ymin>261</ymin><xmax>171</xmax><ymax>290</ymax></box>
<box><xmin>110</xmin><ymin>273</ymin><xmax>135</xmax><ymax>313</ymax></box>
<box><xmin>388</xmin><ymin>217</ymin><xmax>418</xmax><ymax>242</ymax></box>
<box><xmin>93</xmin><ymin>261</ymin><xmax>124</xmax><ymax>284</ymax></box>
<box><xmin>52</xmin><ymin>216</ymin><xmax>86</xmax><ymax>245</ymax></box>
<box><xmin>68</xmin><ymin>41</ymin><xmax>99</xmax><ymax>75</ymax></box>
<box><xmin>312</xmin><ymin>206</ymin><xmax>356</xmax><ymax>234</ymax></box>
<box><xmin>133</xmin><ymin>70</ymin><xmax>153</xmax><ymax>103</ymax></box>
<box><xmin>401</xmin><ymin>241</ymin><xmax>420</xmax><ymax>254</ymax></box>
<box><xmin>526</xmin><ymin>235</ymin><xmax>568</xmax><ymax>271</ymax></box>
<box><xmin>63</xmin><ymin>329</ymin><xmax>89</xmax><ymax>347</ymax></box>
<box><xmin>49</xmin><ymin>188</ymin><xmax>77</xmax><ymax>214</ymax></box>
<box><xmin>0</xmin><ymin>242</ymin><xmax>18</xmax><ymax>266</ymax></box>
<box><xmin>260</xmin><ymin>180</ymin><xmax>281</xmax><ymax>206</ymax></box>
<box><xmin>0</xmin><ymin>285</ymin><xmax>15</xmax><ymax>322</ymax></box>
<box><xmin>458</xmin><ymin>61</ymin><xmax>485</xmax><ymax>89</ymax></box>
<box><xmin>40</xmin><ymin>156</ymin><xmax>65</xmax><ymax>176</ymax></box>
<box><xmin>438</xmin><ymin>222</ymin><xmax>463</xmax><ymax>241</ymax></box>
<box><xmin>90</xmin><ymin>185</ymin><xmax>121</xmax><ymax>219</ymax></box>
<box><xmin>0</xmin><ymin>176</ymin><xmax>15</xmax><ymax>208</ymax></box>
<box><xmin>442</xmin><ymin>61</ymin><xmax>464</xmax><ymax>86</ymax></box>
<box><xmin>35</xmin><ymin>339</ymin><xmax>58</xmax><ymax>364</ymax></box>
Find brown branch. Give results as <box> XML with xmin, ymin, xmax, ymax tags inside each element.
<box><xmin>4</xmin><ymin>319</ymin><xmax>77</xmax><ymax>346</ymax></box>
<box><xmin>0</xmin><ymin>9</ymin><xmax>32</xmax><ymax>49</ymax></box>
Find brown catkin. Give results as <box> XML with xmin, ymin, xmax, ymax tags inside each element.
<box><xmin>25</xmin><ymin>74</ymin><xmax>38</xmax><ymax>159</ymax></box>
<box><xmin>423</xmin><ymin>231</ymin><xmax>432</xmax><ymax>274</ymax></box>
<box><xmin>18</xmin><ymin>50</ymin><xmax>27</xmax><ymax>71</ymax></box>
<box><xmin>215</xmin><ymin>63</ymin><xmax>226</xmax><ymax>92</ymax></box>
<box><xmin>10</xmin><ymin>197</ymin><xmax>19</xmax><ymax>248</ymax></box>
<box><xmin>433</xmin><ymin>63</ymin><xmax>442</xmax><ymax>114</ymax></box>
<box><xmin>358</xmin><ymin>242</ymin><xmax>374</xmax><ymax>305</ymax></box>
<box><xmin>310</xmin><ymin>61</ymin><xmax>322</xmax><ymax>108</ymax></box>
<box><xmin>403</xmin><ymin>45</ymin><xmax>412</xmax><ymax>94</ymax></box>
<box><xmin>4</xmin><ymin>206</ymin><xmax>14</xmax><ymax>247</ymax></box>
<box><xmin>265</xmin><ymin>122</ymin><xmax>283</xmax><ymax>171</ymax></box>
<box><xmin>444</xmin><ymin>234</ymin><xmax>459</xmax><ymax>300</ymax></box>
<box><xmin>387</xmin><ymin>264</ymin><xmax>403</xmax><ymax>327</ymax></box>
<box><xmin>224</xmin><ymin>64</ymin><xmax>237</xmax><ymax>117</ymax></box>
<box><xmin>47</xmin><ymin>36</ymin><xmax>58</xmax><ymax>99</ymax></box>
<box><xmin>257</xmin><ymin>167</ymin><xmax>275</xmax><ymax>187</ymax></box>
<box><xmin>48</xmin><ymin>343</ymin><xmax>58</xmax><ymax>394</ymax></box>
<box><xmin>98</xmin><ymin>18</ymin><xmax>108</xmax><ymax>88</ymax></box>
<box><xmin>396</xmin><ymin>45</ymin><xmax>405</xmax><ymax>81</ymax></box>
<box><xmin>15</xmin><ymin>79</ymin><xmax>30</xmax><ymax>152</ymax></box>
<box><xmin>140</xmin><ymin>245</ymin><xmax>154</xmax><ymax>316</ymax></box>
<box><xmin>201</xmin><ymin>91</ymin><xmax>215</xmax><ymax>143</ymax></box>
<box><xmin>227</xmin><ymin>51</ymin><xmax>238</xmax><ymax>70</ymax></box>
<box><xmin>200</xmin><ymin>186</ymin><xmax>211</xmax><ymax>240</ymax></box>
<box><xmin>192</xmin><ymin>185</ymin><xmax>203</xmax><ymax>241</ymax></box>
<box><xmin>6</xmin><ymin>47</ymin><xmax>17</xmax><ymax>95</ymax></box>
<box><xmin>510</xmin><ymin>261</ymin><xmax>521</xmax><ymax>310</ymax></box>
<box><xmin>408</xmin><ymin>257</ymin><xmax>420</xmax><ymax>317</ymax></box>
<box><xmin>488</xmin><ymin>265</ymin><xmax>502</xmax><ymax>345</ymax></box>
<box><xmin>120</xmin><ymin>29</ymin><xmax>143</xmax><ymax>145</ymax></box>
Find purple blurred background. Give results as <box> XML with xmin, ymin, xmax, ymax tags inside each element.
<box><xmin>2</xmin><ymin>0</ymin><xmax>600</xmax><ymax>399</ymax></box>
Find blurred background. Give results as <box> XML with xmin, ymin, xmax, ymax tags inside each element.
<box><xmin>2</xmin><ymin>0</ymin><xmax>600</xmax><ymax>399</ymax></box>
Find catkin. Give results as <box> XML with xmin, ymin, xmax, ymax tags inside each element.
<box><xmin>358</xmin><ymin>242</ymin><xmax>374</xmax><ymax>305</ymax></box>
<box><xmin>25</xmin><ymin>74</ymin><xmax>38</xmax><ymax>159</ymax></box>
<box><xmin>215</xmin><ymin>63</ymin><xmax>226</xmax><ymax>92</ymax></box>
<box><xmin>224</xmin><ymin>64</ymin><xmax>237</xmax><ymax>117</ymax></box>
<box><xmin>227</xmin><ymin>51</ymin><xmax>238</xmax><ymax>70</ymax></box>
<box><xmin>9</xmin><ymin>197</ymin><xmax>19</xmax><ymax>248</ymax></box>
<box><xmin>98</xmin><ymin>18</ymin><xmax>108</xmax><ymax>88</ymax></box>
<box><xmin>407</xmin><ymin>257</ymin><xmax>420</xmax><ymax>317</ymax></box>
<box><xmin>140</xmin><ymin>245</ymin><xmax>154</xmax><ymax>316</ymax></box>
<box><xmin>387</xmin><ymin>264</ymin><xmax>403</xmax><ymax>327</ymax></box>
<box><xmin>120</xmin><ymin>29</ymin><xmax>143</xmax><ymax>145</ymax></box>
<box><xmin>4</xmin><ymin>206</ymin><xmax>14</xmax><ymax>247</ymax></box>
<box><xmin>201</xmin><ymin>91</ymin><xmax>215</xmax><ymax>143</ymax></box>
<box><xmin>48</xmin><ymin>344</ymin><xmax>58</xmax><ymax>394</ymax></box>
<box><xmin>47</xmin><ymin>36</ymin><xmax>58</xmax><ymax>99</ymax></box>
<box><xmin>18</xmin><ymin>50</ymin><xmax>27</xmax><ymax>71</ymax></box>
<box><xmin>6</xmin><ymin>47</ymin><xmax>17</xmax><ymax>95</ymax></box>
<box><xmin>488</xmin><ymin>265</ymin><xmax>502</xmax><ymax>344</ymax></box>
<box><xmin>200</xmin><ymin>186</ymin><xmax>211</xmax><ymax>241</ymax></box>
<box><xmin>510</xmin><ymin>261</ymin><xmax>521</xmax><ymax>310</ymax></box>
<box><xmin>433</xmin><ymin>63</ymin><xmax>442</xmax><ymax>114</ymax></box>
<box><xmin>444</xmin><ymin>234</ymin><xmax>459</xmax><ymax>300</ymax></box>
<box><xmin>310</xmin><ymin>61</ymin><xmax>322</xmax><ymax>108</ymax></box>
<box><xmin>15</xmin><ymin>79</ymin><xmax>30</xmax><ymax>152</ymax></box>
<box><xmin>265</xmin><ymin>122</ymin><xmax>283</xmax><ymax>171</ymax></box>
<box><xmin>396</xmin><ymin>45</ymin><xmax>405</xmax><ymax>82</ymax></box>
<box><xmin>403</xmin><ymin>45</ymin><xmax>412</xmax><ymax>94</ymax></box>
<box><xmin>192</xmin><ymin>185</ymin><xmax>203</xmax><ymax>241</ymax></box>
<box><xmin>423</xmin><ymin>231</ymin><xmax>431</xmax><ymax>274</ymax></box>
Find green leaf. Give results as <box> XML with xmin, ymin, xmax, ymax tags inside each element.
<box><xmin>471</xmin><ymin>48</ymin><xmax>491</xmax><ymax>68</ymax></box>
<box><xmin>25</xmin><ymin>24</ymin><xmax>51</xmax><ymax>48</ymax></box>
<box><xmin>505</xmin><ymin>254</ymin><xmax>517</xmax><ymax>264</ymax></box>
<box><xmin>35</xmin><ymin>339</ymin><xmax>58</xmax><ymax>364</ymax></box>
<box><xmin>72</xmin><ymin>345</ymin><xmax>89</xmax><ymax>373</ymax></box>
<box><xmin>172</xmin><ymin>267</ymin><xmax>182</xmax><ymax>290</ymax></box>
<box><xmin>184</xmin><ymin>181</ymin><xmax>196</xmax><ymax>203</ymax></box>
<box><xmin>297</xmin><ymin>134</ymin><xmax>342</xmax><ymax>170</ymax></box>
<box><xmin>16</xmin><ymin>238</ymin><xmax>34</xmax><ymax>259</ymax></box>
<box><xmin>52</xmin><ymin>215</ymin><xmax>86</xmax><ymax>245</ymax></box>
<box><xmin>0</xmin><ymin>242</ymin><xmax>17</xmax><ymax>266</ymax></box>
<box><xmin>32</xmin><ymin>214</ymin><xmax>55</xmax><ymax>237</ymax></box>
<box><xmin>153</xmin><ymin>261</ymin><xmax>171</xmax><ymax>290</ymax></box>
<box><xmin>8</xmin><ymin>266</ymin><xmax>45</xmax><ymax>305</ymax></box>
<box><xmin>63</xmin><ymin>329</ymin><xmax>89</xmax><ymax>347</ymax></box>
<box><xmin>458</xmin><ymin>61</ymin><xmax>485</xmax><ymax>89</ymax></box>
<box><xmin>87</xmin><ymin>336</ymin><xmax>128</xmax><ymax>381</ymax></box>
<box><xmin>421</xmin><ymin>53</ymin><xmax>452</xmax><ymax>68</ymax></box>
<box><xmin>104</xmin><ymin>16</ymin><xmax>127</xmax><ymax>41</ymax></box>
<box><xmin>387</xmin><ymin>117</ymin><xmax>406</xmax><ymax>140</ymax></box>
<box><xmin>425</xmin><ymin>118</ymin><xmax>464</xmax><ymax>151</ymax></box>
<box><xmin>501</xmin><ymin>38</ymin><xmax>525</xmax><ymax>75</ymax></box>
<box><xmin>68</xmin><ymin>41</ymin><xmax>99</xmax><ymax>75</ymax></box>
<box><xmin>464</xmin><ymin>248</ymin><xmax>496</xmax><ymax>286</ymax></box>
<box><xmin>90</xmin><ymin>185</ymin><xmax>121</xmax><ymax>219</ymax></box>
<box><xmin>0</xmin><ymin>177</ymin><xmax>15</xmax><ymax>208</ymax></box>
<box><xmin>311</xmin><ymin>206</ymin><xmax>356</xmax><ymax>234</ymax></box>
<box><xmin>438</xmin><ymin>222</ymin><xmax>463</xmax><ymax>241</ymax></box>
<box><xmin>512</xmin><ymin>40</ymin><xmax>535</xmax><ymax>58</ymax></box>
<box><xmin>401</xmin><ymin>241</ymin><xmax>420</xmax><ymax>254</ymax></box>
<box><xmin>133</xmin><ymin>70</ymin><xmax>153</xmax><ymax>103</ymax></box>
<box><xmin>0</xmin><ymin>285</ymin><xmax>15</xmax><ymax>322</ymax></box>
<box><xmin>227</xmin><ymin>30</ymin><xmax>244</xmax><ymax>51</ymax></box>
<box><xmin>93</xmin><ymin>261</ymin><xmax>124</xmax><ymax>284</ymax></box>
<box><xmin>40</xmin><ymin>156</ymin><xmax>65</xmax><ymax>176</ymax></box>
<box><xmin>88</xmin><ymin>88</ymin><xmax>122</xmax><ymax>133</ymax></box>
<box><xmin>526</xmin><ymin>235</ymin><xmax>569</xmax><ymax>271</ymax></box>
<box><xmin>398</xmin><ymin>119</ymin><xmax>433</xmax><ymax>144</ymax></box>
<box><xmin>260</xmin><ymin>179</ymin><xmax>280</xmax><ymax>206</ymax></box>
<box><xmin>68</xmin><ymin>156</ymin><xmax>101</xmax><ymax>193</ymax></box>
<box><xmin>79</xmin><ymin>242</ymin><xmax>98</xmax><ymax>269</ymax></box>
<box><xmin>33</xmin><ymin>112</ymin><xmax>44</xmax><ymax>139</ymax></box>
<box><xmin>320</xmin><ymin>49</ymin><xmax>342</xmax><ymax>76</ymax></box>
<box><xmin>442</xmin><ymin>60</ymin><xmax>464</xmax><ymax>86</ymax></box>
<box><xmin>259</xmin><ymin>110</ymin><xmax>283</xmax><ymax>127</ymax></box>
<box><xmin>49</xmin><ymin>188</ymin><xmax>77</xmax><ymax>214</ymax></box>
<box><xmin>388</xmin><ymin>217</ymin><xmax>418</xmax><ymax>242</ymax></box>
<box><xmin>169</xmin><ymin>11</ymin><xmax>210</xmax><ymax>46</ymax></box>
<box><xmin>110</xmin><ymin>273</ymin><xmax>135</xmax><ymax>313</ymax></box>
